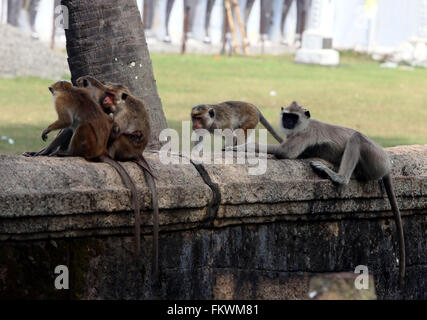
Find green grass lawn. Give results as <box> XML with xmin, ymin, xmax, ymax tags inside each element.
<box><xmin>0</xmin><ymin>52</ymin><xmax>426</xmax><ymax>155</ymax></box>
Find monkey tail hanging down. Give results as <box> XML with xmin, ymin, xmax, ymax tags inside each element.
<box><xmin>40</xmin><ymin>81</ymin><xmax>143</xmax><ymax>257</ymax></box>
<box><xmin>76</xmin><ymin>75</ymin><xmax>160</xmax><ymax>277</ymax></box>
<box><xmin>35</xmin><ymin>80</ymin><xmax>153</xmax><ymax>275</ymax></box>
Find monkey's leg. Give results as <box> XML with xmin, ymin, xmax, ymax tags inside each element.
<box><xmin>24</xmin><ymin>128</ymin><xmax>73</xmax><ymax>157</ymax></box>
<box><xmin>311</xmin><ymin>133</ymin><xmax>362</xmax><ymax>185</ymax></box>
<box><xmin>193</xmin><ymin>130</ymin><xmax>210</xmax><ymax>150</ymax></box>
<box><xmin>134</xmin><ymin>157</ymin><xmax>159</xmax><ymax>277</ymax></box>
<box><xmin>101</xmin><ymin>156</ymin><xmax>142</xmax><ymax>257</ymax></box>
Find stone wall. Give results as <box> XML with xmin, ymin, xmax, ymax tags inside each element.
<box><xmin>0</xmin><ymin>145</ymin><xmax>426</xmax><ymax>299</ymax></box>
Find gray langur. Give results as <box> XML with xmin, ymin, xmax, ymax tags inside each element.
<box><xmin>232</xmin><ymin>101</ymin><xmax>406</xmax><ymax>286</ymax></box>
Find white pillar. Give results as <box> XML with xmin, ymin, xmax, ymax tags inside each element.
<box><xmin>308</xmin><ymin>0</ymin><xmax>322</xmax><ymax>30</ymax></box>
<box><xmin>0</xmin><ymin>0</ymin><xmax>7</xmax><ymax>24</ymax></box>
<box><xmin>295</xmin><ymin>0</ymin><xmax>339</xmax><ymax>66</ymax></box>
<box><xmin>418</xmin><ymin>0</ymin><xmax>427</xmax><ymax>39</ymax></box>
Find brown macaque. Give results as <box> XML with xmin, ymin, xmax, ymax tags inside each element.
<box><xmin>42</xmin><ymin>81</ymin><xmax>114</xmax><ymax>160</ymax></box>
<box><xmin>191</xmin><ymin>101</ymin><xmax>284</xmax><ymax>146</ymax></box>
<box><xmin>76</xmin><ymin>76</ymin><xmax>159</xmax><ymax>276</ymax></box>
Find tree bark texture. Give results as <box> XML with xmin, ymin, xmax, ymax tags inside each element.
<box><xmin>61</xmin><ymin>0</ymin><xmax>168</xmax><ymax>150</ymax></box>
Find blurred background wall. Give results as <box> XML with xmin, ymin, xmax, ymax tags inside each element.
<box><xmin>0</xmin><ymin>0</ymin><xmax>424</xmax><ymax>54</ymax></box>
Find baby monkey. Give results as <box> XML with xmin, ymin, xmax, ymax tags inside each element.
<box><xmin>191</xmin><ymin>101</ymin><xmax>284</xmax><ymax>147</ymax></box>
<box><xmin>233</xmin><ymin>101</ymin><xmax>406</xmax><ymax>286</ymax></box>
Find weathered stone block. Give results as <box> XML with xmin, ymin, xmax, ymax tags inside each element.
<box><xmin>0</xmin><ymin>145</ymin><xmax>426</xmax><ymax>299</ymax></box>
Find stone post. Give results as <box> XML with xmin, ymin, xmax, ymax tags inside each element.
<box><xmin>295</xmin><ymin>0</ymin><xmax>339</xmax><ymax>66</ymax></box>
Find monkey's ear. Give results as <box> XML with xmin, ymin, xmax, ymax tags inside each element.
<box><xmin>83</xmin><ymin>79</ymin><xmax>89</xmax><ymax>87</ymax></box>
<box><xmin>305</xmin><ymin>110</ymin><xmax>311</xmax><ymax>118</ymax></box>
<box><xmin>122</xmin><ymin>93</ymin><xmax>128</xmax><ymax>101</ymax></box>
<box><xmin>208</xmin><ymin>108</ymin><xmax>215</xmax><ymax>118</ymax></box>
<box><xmin>281</xmin><ymin>107</ymin><xmax>284</xmax><ymax>112</ymax></box>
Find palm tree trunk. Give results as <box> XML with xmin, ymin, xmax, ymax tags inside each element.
<box><xmin>61</xmin><ymin>0</ymin><xmax>167</xmax><ymax>150</ymax></box>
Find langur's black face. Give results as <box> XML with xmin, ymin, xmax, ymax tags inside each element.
<box><xmin>281</xmin><ymin>112</ymin><xmax>300</xmax><ymax>129</ymax></box>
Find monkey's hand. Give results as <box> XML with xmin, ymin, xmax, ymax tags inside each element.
<box><xmin>41</xmin><ymin>129</ymin><xmax>50</xmax><ymax>142</ymax></box>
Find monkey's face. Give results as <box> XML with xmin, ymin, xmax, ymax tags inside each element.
<box><xmin>103</xmin><ymin>84</ymin><xmax>131</xmax><ymax>114</ymax></box>
<box><xmin>281</xmin><ymin>112</ymin><xmax>300</xmax><ymax>129</ymax></box>
<box><xmin>191</xmin><ymin>106</ymin><xmax>215</xmax><ymax>130</ymax></box>
<box><xmin>102</xmin><ymin>91</ymin><xmax>117</xmax><ymax>113</ymax></box>
<box><xmin>49</xmin><ymin>81</ymin><xmax>71</xmax><ymax>95</ymax></box>
<box><xmin>110</xmin><ymin>91</ymin><xmax>130</xmax><ymax>112</ymax></box>
<box><xmin>279</xmin><ymin>102</ymin><xmax>311</xmax><ymax>135</ymax></box>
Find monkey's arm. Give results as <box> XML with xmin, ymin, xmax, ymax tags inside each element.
<box><xmin>273</xmin><ymin>137</ymin><xmax>308</xmax><ymax>159</ymax></box>
<box><xmin>230</xmin><ymin>136</ymin><xmax>307</xmax><ymax>159</ymax></box>
<box><xmin>42</xmin><ymin>115</ymin><xmax>72</xmax><ymax>141</ymax></box>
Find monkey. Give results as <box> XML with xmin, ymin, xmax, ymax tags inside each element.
<box><xmin>191</xmin><ymin>101</ymin><xmax>284</xmax><ymax>148</ymax></box>
<box><xmin>23</xmin><ymin>76</ymin><xmax>125</xmax><ymax>158</ymax></box>
<box><xmin>75</xmin><ymin>75</ymin><xmax>126</xmax><ymax>115</ymax></box>
<box><xmin>76</xmin><ymin>75</ymin><xmax>160</xmax><ymax>276</ymax></box>
<box><xmin>42</xmin><ymin>81</ymin><xmax>114</xmax><ymax>159</ymax></box>
<box><xmin>40</xmin><ymin>81</ymin><xmax>143</xmax><ymax>260</ymax></box>
<box><xmin>231</xmin><ymin>101</ymin><xmax>406</xmax><ymax>286</ymax></box>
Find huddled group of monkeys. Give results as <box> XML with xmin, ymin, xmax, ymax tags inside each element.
<box><xmin>24</xmin><ymin>79</ymin><xmax>405</xmax><ymax>286</ymax></box>
<box><xmin>23</xmin><ymin>76</ymin><xmax>159</xmax><ymax>275</ymax></box>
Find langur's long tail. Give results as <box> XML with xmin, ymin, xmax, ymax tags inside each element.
<box><xmin>134</xmin><ymin>156</ymin><xmax>159</xmax><ymax>278</ymax></box>
<box><xmin>382</xmin><ymin>174</ymin><xmax>406</xmax><ymax>287</ymax></box>
<box><xmin>101</xmin><ymin>156</ymin><xmax>141</xmax><ymax>258</ymax></box>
